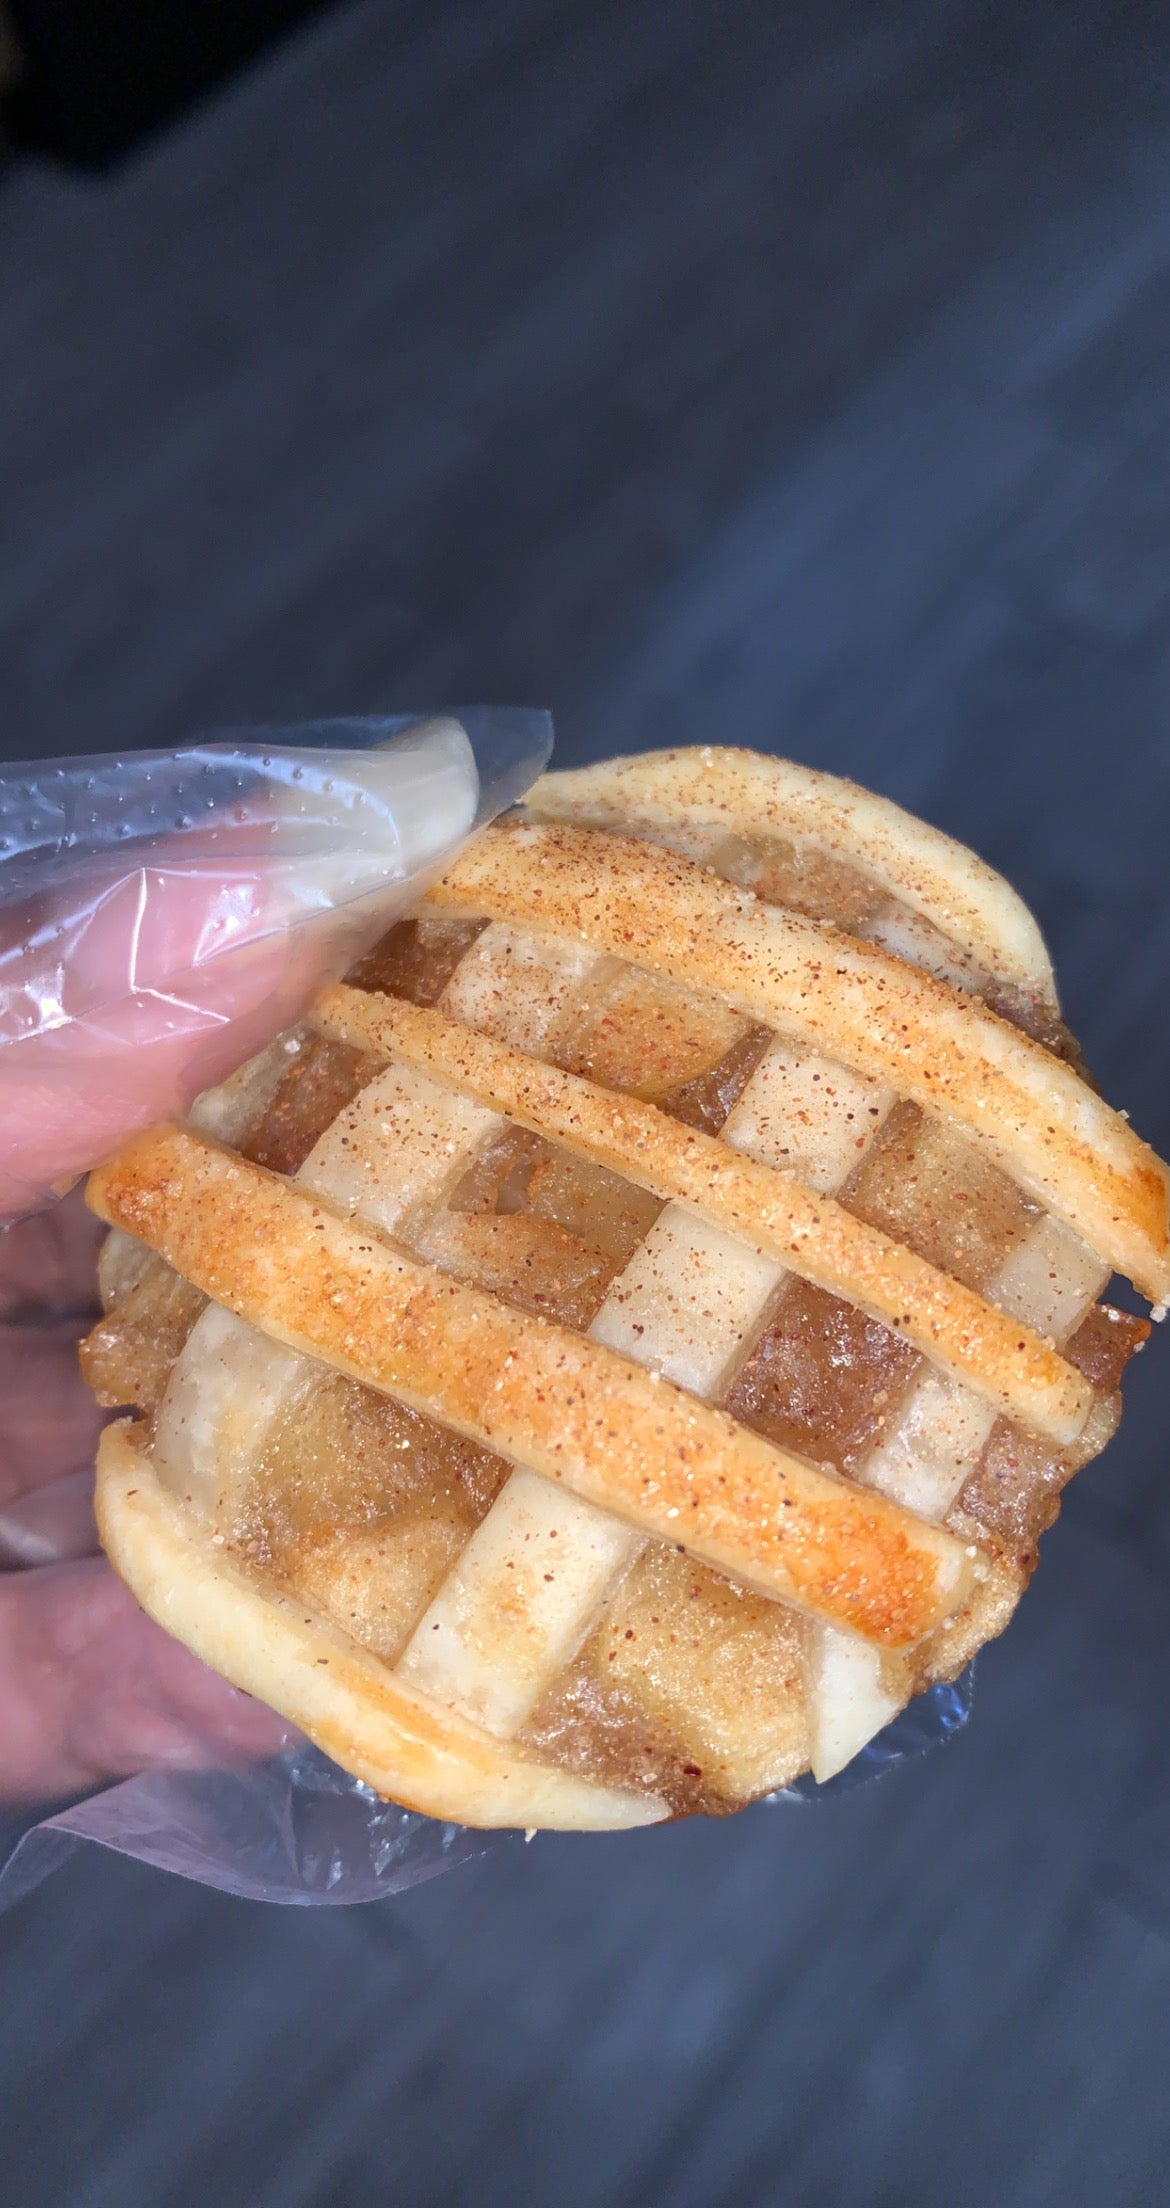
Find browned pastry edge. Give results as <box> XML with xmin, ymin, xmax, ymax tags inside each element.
<box><xmin>530</xmin><ymin>748</ymin><xmax>1058</xmax><ymax>997</ymax></box>
<box><xmin>95</xmin><ymin>1422</ymin><xmax>664</xmax><ymax>1830</ymax></box>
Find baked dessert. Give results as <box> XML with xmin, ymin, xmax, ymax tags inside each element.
<box><xmin>81</xmin><ymin>748</ymin><xmax>1170</xmax><ymax>1829</ymax></box>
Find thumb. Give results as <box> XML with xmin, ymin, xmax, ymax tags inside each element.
<box><xmin>0</xmin><ymin>718</ymin><xmax>482</xmax><ymax>1215</ymax></box>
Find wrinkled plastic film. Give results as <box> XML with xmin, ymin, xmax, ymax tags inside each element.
<box><xmin>0</xmin><ymin>1746</ymin><xmax>508</xmax><ymax>1912</ymax></box>
<box><xmin>777</xmin><ymin>1672</ymin><xmax>974</xmax><ymax>1802</ymax></box>
<box><xmin>0</xmin><ymin>709</ymin><xmax>551</xmax><ymax>1214</ymax></box>
<box><xmin>0</xmin><ymin>709</ymin><xmax>545</xmax><ymax>899</ymax></box>
<box><xmin>0</xmin><ymin>1676</ymin><xmax>973</xmax><ymax>1913</ymax></box>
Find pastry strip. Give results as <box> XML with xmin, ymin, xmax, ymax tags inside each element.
<box><xmin>311</xmin><ymin>988</ymin><xmax>1094</xmax><ymax>1445</ymax></box>
<box><xmin>87</xmin><ymin>1126</ymin><xmax>976</xmax><ymax>1649</ymax></box>
<box><xmin>423</xmin><ymin>818</ymin><xmax>1170</xmax><ymax>1300</ymax></box>
<box><xmin>530</xmin><ymin>748</ymin><xmax>1055</xmax><ymax>996</ymax></box>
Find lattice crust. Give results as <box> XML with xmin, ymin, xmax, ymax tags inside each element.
<box><xmin>83</xmin><ymin>748</ymin><xmax>1163</xmax><ymax>1829</ymax></box>
<box><xmin>529</xmin><ymin>748</ymin><xmax>1062</xmax><ymax>1026</ymax></box>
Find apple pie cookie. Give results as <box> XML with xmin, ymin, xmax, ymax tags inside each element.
<box><xmin>81</xmin><ymin>748</ymin><xmax>1169</xmax><ymax>1829</ymax></box>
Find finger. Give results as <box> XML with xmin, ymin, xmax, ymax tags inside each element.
<box><xmin>0</xmin><ymin>1318</ymin><xmax>109</xmax><ymax>1506</ymax></box>
<box><xmin>0</xmin><ymin>1471</ymin><xmax>98</xmax><ymax>1568</ymax></box>
<box><xmin>0</xmin><ymin>1186</ymin><xmax>105</xmax><ymax>1321</ymax></box>
<box><xmin>0</xmin><ymin>723</ymin><xmax>481</xmax><ymax>1216</ymax></box>
<box><xmin>0</xmin><ymin>1557</ymin><xmax>292</xmax><ymax>1802</ymax></box>
<box><xmin>0</xmin><ymin>924</ymin><xmax>302</xmax><ymax>1214</ymax></box>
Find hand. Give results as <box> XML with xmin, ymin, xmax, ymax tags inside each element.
<box><xmin>0</xmin><ymin>719</ymin><xmax>482</xmax><ymax>1802</ymax></box>
<box><xmin>0</xmin><ymin>1191</ymin><xmax>291</xmax><ymax>1799</ymax></box>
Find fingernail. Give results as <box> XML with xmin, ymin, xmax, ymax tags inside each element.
<box><xmin>0</xmin><ymin>1469</ymin><xmax>98</xmax><ymax>1567</ymax></box>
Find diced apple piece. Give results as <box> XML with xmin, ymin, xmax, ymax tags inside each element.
<box><xmin>562</xmin><ymin>962</ymin><xmax>748</xmax><ymax>1100</ymax></box>
<box><xmin>238</xmin><ymin>1032</ymin><xmax>377</xmax><ymax>1176</ymax></box>
<box><xmin>445</xmin><ymin>1129</ymin><xmax>662</xmax><ymax>1269</ymax></box>
<box><xmin>591</xmin><ymin>1544</ymin><xmax>812</xmax><ymax>1804</ymax></box>
<box><xmin>241</xmin><ymin>1371</ymin><xmax>510</xmax><ymax>1638</ymax></box>
<box><xmin>526</xmin><ymin>1144</ymin><xmax>663</xmax><ymax>1261</ymax></box>
<box><xmin>846</xmin><ymin>1103</ymin><xmax>1039</xmax><ymax>1294</ymax></box>
<box><xmin>723</xmin><ymin>1276</ymin><xmax>919</xmax><ymax>1477</ymax></box>
<box><xmin>82</xmin><ymin>1255</ymin><xmax>206</xmax><ymax>1416</ymax></box>
<box><xmin>347</xmin><ymin>916</ymin><xmax>486</xmax><ymax>1005</ymax></box>
<box><xmin>413</xmin><ymin>1209</ymin><xmax>619</xmax><ymax>1330</ymax></box>
<box><xmin>286</xmin><ymin>1508</ymin><xmax>478</xmax><ymax>1662</ymax></box>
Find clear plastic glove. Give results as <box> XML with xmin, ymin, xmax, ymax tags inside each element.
<box><xmin>0</xmin><ymin>709</ymin><xmax>550</xmax><ymax>1804</ymax></box>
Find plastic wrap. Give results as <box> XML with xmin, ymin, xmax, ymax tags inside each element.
<box><xmin>0</xmin><ymin>708</ymin><xmax>549</xmax><ymax>1216</ymax></box>
<box><xmin>0</xmin><ymin>706</ymin><xmax>972</xmax><ymax>1914</ymax></box>
<box><xmin>0</xmin><ymin>1675</ymin><xmax>974</xmax><ymax>1914</ymax></box>
<box><xmin>0</xmin><ymin>1745</ymin><xmax>508</xmax><ymax>1912</ymax></box>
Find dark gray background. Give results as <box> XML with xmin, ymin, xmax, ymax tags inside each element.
<box><xmin>4</xmin><ymin>3</ymin><xmax>1170</xmax><ymax>2202</ymax></box>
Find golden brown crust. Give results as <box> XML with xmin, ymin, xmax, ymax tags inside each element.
<box><xmin>310</xmin><ymin>986</ymin><xmax>1093</xmax><ymax>1446</ymax></box>
<box><xmin>531</xmin><ymin>748</ymin><xmax>1058</xmax><ymax>998</ymax></box>
<box><xmin>87</xmin><ymin>1125</ymin><xmax>975</xmax><ymax>1648</ymax></box>
<box><xmin>425</xmin><ymin>818</ymin><xmax>1170</xmax><ymax>1301</ymax></box>
<box><xmin>911</xmin><ymin>1550</ymin><xmax>1026</xmax><ymax>1692</ymax></box>
<box><xmin>95</xmin><ymin>1422</ymin><xmax>664</xmax><ymax>1830</ymax></box>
